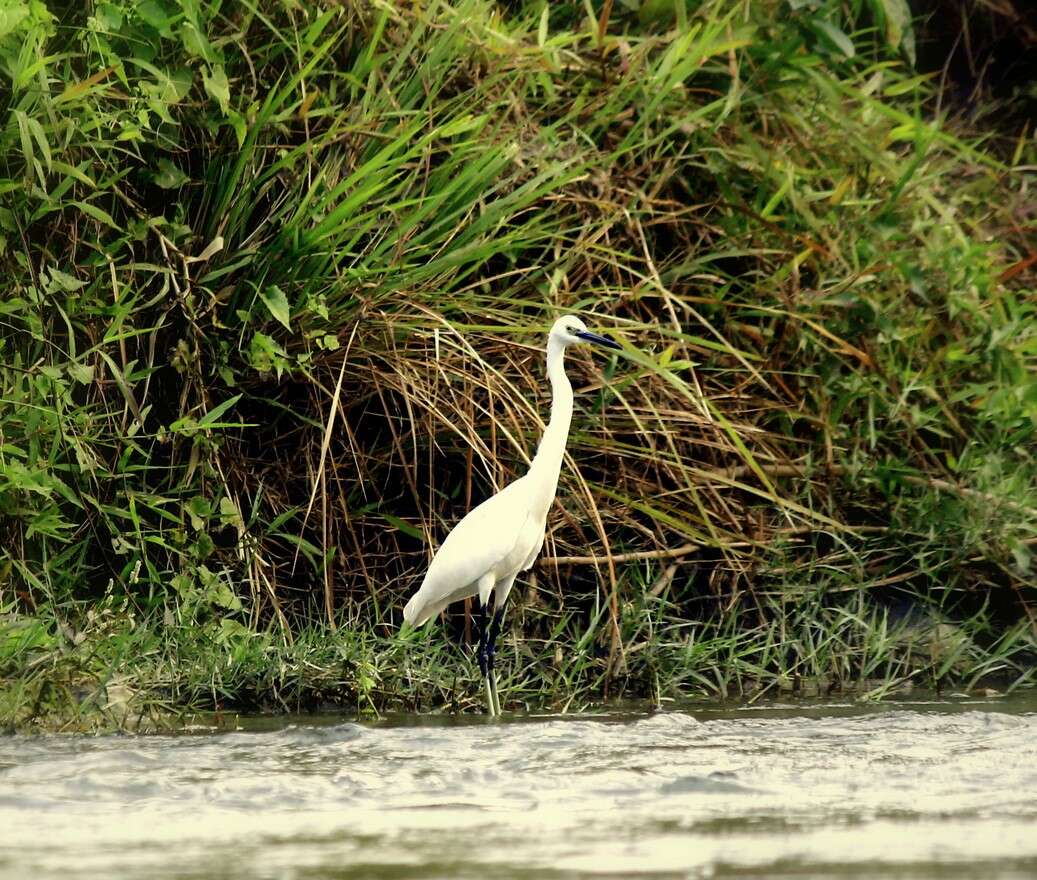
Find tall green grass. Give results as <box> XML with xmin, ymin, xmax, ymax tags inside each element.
<box><xmin>1</xmin><ymin>0</ymin><xmax>1034</xmax><ymax>729</ymax></box>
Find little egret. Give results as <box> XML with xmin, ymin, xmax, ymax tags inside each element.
<box><xmin>403</xmin><ymin>316</ymin><xmax>622</xmax><ymax>715</ymax></box>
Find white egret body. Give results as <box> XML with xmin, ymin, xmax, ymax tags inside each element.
<box><xmin>402</xmin><ymin>316</ymin><xmax>621</xmax><ymax>712</ymax></box>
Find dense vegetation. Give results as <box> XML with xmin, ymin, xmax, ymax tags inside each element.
<box><xmin>2</xmin><ymin>0</ymin><xmax>1035</xmax><ymax>730</ymax></box>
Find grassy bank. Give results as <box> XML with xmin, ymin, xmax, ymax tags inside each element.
<box><xmin>2</xmin><ymin>0</ymin><xmax>1035</xmax><ymax>730</ymax></box>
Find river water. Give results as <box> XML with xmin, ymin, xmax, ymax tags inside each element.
<box><xmin>2</xmin><ymin>693</ymin><xmax>1036</xmax><ymax>879</ymax></box>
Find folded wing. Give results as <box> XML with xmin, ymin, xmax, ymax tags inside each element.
<box><xmin>403</xmin><ymin>476</ymin><xmax>534</xmax><ymax>626</ymax></box>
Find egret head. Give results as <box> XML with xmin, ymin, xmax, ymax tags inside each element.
<box><xmin>549</xmin><ymin>315</ymin><xmax>622</xmax><ymax>350</ymax></box>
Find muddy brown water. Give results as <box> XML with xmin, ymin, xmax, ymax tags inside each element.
<box><xmin>2</xmin><ymin>692</ymin><xmax>1036</xmax><ymax>879</ymax></box>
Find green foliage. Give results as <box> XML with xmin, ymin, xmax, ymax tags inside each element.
<box><xmin>1</xmin><ymin>0</ymin><xmax>1034</xmax><ymax>726</ymax></box>
<box><xmin>785</xmin><ymin>0</ymin><xmax>915</xmax><ymax>64</ymax></box>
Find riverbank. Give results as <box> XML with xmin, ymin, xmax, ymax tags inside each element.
<box><xmin>5</xmin><ymin>581</ymin><xmax>1034</xmax><ymax>732</ymax></box>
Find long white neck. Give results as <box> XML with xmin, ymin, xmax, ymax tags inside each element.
<box><xmin>527</xmin><ymin>335</ymin><xmax>573</xmax><ymax>520</ymax></box>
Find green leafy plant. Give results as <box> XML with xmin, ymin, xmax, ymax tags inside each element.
<box><xmin>1</xmin><ymin>0</ymin><xmax>1033</xmax><ymax>729</ymax></box>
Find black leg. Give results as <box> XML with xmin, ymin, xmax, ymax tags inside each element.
<box><xmin>485</xmin><ymin>608</ymin><xmax>504</xmax><ymax>672</ymax></box>
<box><xmin>475</xmin><ymin>600</ymin><xmax>489</xmax><ymax>678</ymax></box>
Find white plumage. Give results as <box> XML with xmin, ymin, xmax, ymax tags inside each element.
<box><xmin>402</xmin><ymin>315</ymin><xmax>622</xmax><ymax>714</ymax></box>
<box><xmin>403</xmin><ymin>475</ymin><xmax>539</xmax><ymax>626</ymax></box>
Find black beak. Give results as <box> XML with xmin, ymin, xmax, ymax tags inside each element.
<box><xmin>575</xmin><ymin>330</ymin><xmax>622</xmax><ymax>350</ymax></box>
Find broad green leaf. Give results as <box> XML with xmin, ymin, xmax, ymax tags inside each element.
<box><xmin>810</xmin><ymin>19</ymin><xmax>855</xmax><ymax>58</ymax></box>
<box><xmin>874</xmin><ymin>0</ymin><xmax>915</xmax><ymax>65</ymax></box>
<box><xmin>71</xmin><ymin>199</ymin><xmax>117</xmax><ymax>228</ymax></box>
<box><xmin>26</xmin><ymin>115</ymin><xmax>50</xmax><ymax>172</ymax></box>
<box><xmin>68</xmin><ymin>362</ymin><xmax>94</xmax><ymax>384</ymax></box>
<box><xmin>249</xmin><ymin>332</ymin><xmax>289</xmax><ymax>377</ymax></box>
<box><xmin>185</xmin><ymin>496</ymin><xmax>210</xmax><ymax>531</ymax></box>
<box><xmin>219</xmin><ymin>495</ymin><xmax>243</xmax><ymax>529</ymax></box>
<box><xmin>202</xmin><ymin>64</ymin><xmax>230</xmax><ymax>114</ymax></box>
<box><xmin>226</xmin><ymin>109</ymin><xmax>247</xmax><ymax>148</ymax></box>
<box><xmin>137</xmin><ymin>0</ymin><xmax>174</xmax><ymax>37</ymax></box>
<box><xmin>180</xmin><ymin>21</ymin><xmax>215</xmax><ymax>63</ymax></box>
<box><xmin>259</xmin><ymin>285</ymin><xmax>291</xmax><ymax>330</ymax></box>
<box><xmin>44</xmin><ymin>267</ymin><xmax>85</xmax><ymax>293</ymax></box>
<box><xmin>153</xmin><ymin>158</ymin><xmax>189</xmax><ymax>189</ymax></box>
<box><xmin>91</xmin><ymin>3</ymin><xmax>123</xmax><ymax>32</ymax></box>
<box><xmin>0</xmin><ymin>6</ymin><xmax>28</xmax><ymax>39</ymax></box>
<box><xmin>2</xmin><ymin>462</ymin><xmax>53</xmax><ymax>497</ymax></box>
<box><xmin>51</xmin><ymin>160</ymin><xmax>95</xmax><ymax>187</ymax></box>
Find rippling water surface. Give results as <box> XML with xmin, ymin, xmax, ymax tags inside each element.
<box><xmin>2</xmin><ymin>693</ymin><xmax>1036</xmax><ymax>879</ymax></box>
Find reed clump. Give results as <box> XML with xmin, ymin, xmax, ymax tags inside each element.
<box><xmin>1</xmin><ymin>0</ymin><xmax>1034</xmax><ymax>729</ymax></box>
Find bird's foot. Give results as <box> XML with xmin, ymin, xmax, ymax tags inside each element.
<box><xmin>488</xmin><ymin>671</ymin><xmax>502</xmax><ymax>715</ymax></box>
<box><xmin>483</xmin><ymin>673</ymin><xmax>499</xmax><ymax>716</ymax></box>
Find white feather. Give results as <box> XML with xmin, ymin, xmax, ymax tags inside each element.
<box><xmin>402</xmin><ymin>315</ymin><xmax>618</xmax><ymax>628</ymax></box>
<box><xmin>403</xmin><ymin>478</ymin><xmax>537</xmax><ymax>626</ymax></box>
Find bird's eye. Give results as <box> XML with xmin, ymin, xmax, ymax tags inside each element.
<box><xmin>567</xmin><ymin>326</ymin><xmax>579</xmax><ymax>335</ymax></box>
